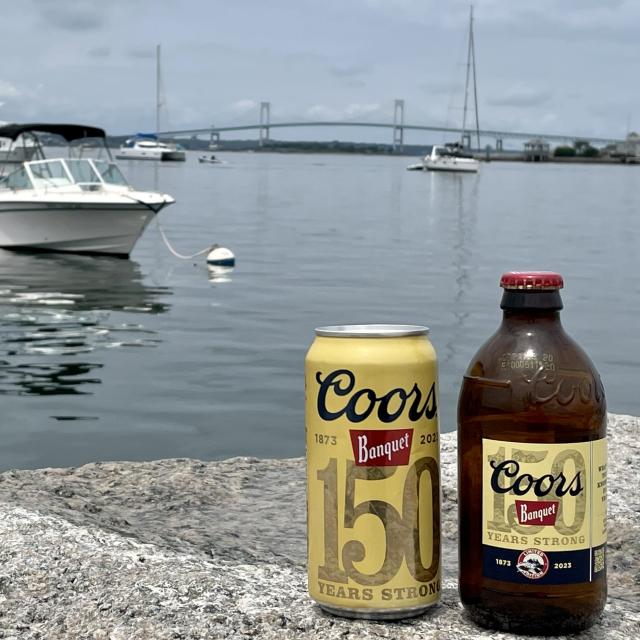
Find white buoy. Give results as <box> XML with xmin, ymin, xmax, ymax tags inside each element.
<box><xmin>207</xmin><ymin>246</ymin><xmax>235</xmax><ymax>267</ymax></box>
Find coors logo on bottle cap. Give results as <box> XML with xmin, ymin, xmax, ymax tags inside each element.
<box><xmin>500</xmin><ymin>271</ymin><xmax>564</xmax><ymax>291</ymax></box>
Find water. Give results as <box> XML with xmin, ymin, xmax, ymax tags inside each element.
<box><xmin>0</xmin><ymin>153</ymin><xmax>637</xmax><ymax>470</ymax></box>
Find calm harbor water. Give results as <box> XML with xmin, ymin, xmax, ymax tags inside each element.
<box><xmin>0</xmin><ymin>152</ymin><xmax>638</xmax><ymax>470</ymax></box>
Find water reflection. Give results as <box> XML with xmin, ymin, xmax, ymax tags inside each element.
<box><xmin>429</xmin><ymin>173</ymin><xmax>479</xmax><ymax>368</ymax></box>
<box><xmin>207</xmin><ymin>264</ymin><xmax>234</xmax><ymax>285</ymax></box>
<box><xmin>0</xmin><ymin>251</ymin><xmax>171</xmax><ymax>395</ymax></box>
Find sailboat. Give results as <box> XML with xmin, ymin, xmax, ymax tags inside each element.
<box><xmin>424</xmin><ymin>6</ymin><xmax>480</xmax><ymax>173</ymax></box>
<box><xmin>116</xmin><ymin>45</ymin><xmax>186</xmax><ymax>162</ymax></box>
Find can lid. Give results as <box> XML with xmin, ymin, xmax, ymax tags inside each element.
<box><xmin>500</xmin><ymin>271</ymin><xmax>564</xmax><ymax>291</ymax></box>
<box><xmin>315</xmin><ymin>324</ymin><xmax>429</xmax><ymax>338</ymax></box>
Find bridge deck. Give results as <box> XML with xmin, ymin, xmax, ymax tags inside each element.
<box><xmin>157</xmin><ymin>121</ymin><xmax>621</xmax><ymax>146</ymax></box>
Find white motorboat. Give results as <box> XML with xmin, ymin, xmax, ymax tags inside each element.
<box><xmin>0</xmin><ymin>123</ymin><xmax>175</xmax><ymax>256</ymax></box>
<box><xmin>116</xmin><ymin>136</ymin><xmax>186</xmax><ymax>162</ymax></box>
<box><xmin>198</xmin><ymin>154</ymin><xmax>226</xmax><ymax>165</ymax></box>
<box><xmin>116</xmin><ymin>45</ymin><xmax>186</xmax><ymax>162</ymax></box>
<box><xmin>423</xmin><ymin>145</ymin><xmax>479</xmax><ymax>173</ymax></box>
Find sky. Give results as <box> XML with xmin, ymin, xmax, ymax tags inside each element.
<box><xmin>0</xmin><ymin>0</ymin><xmax>638</xmax><ymax>145</ymax></box>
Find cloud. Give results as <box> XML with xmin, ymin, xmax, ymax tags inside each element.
<box><xmin>418</xmin><ymin>80</ymin><xmax>459</xmax><ymax>96</ymax></box>
<box><xmin>126</xmin><ymin>47</ymin><xmax>156</xmax><ymax>59</ymax></box>
<box><xmin>329</xmin><ymin>64</ymin><xmax>371</xmax><ymax>79</ymax></box>
<box><xmin>87</xmin><ymin>46</ymin><xmax>111</xmax><ymax>59</ymax></box>
<box><xmin>328</xmin><ymin>65</ymin><xmax>371</xmax><ymax>89</ymax></box>
<box><xmin>344</xmin><ymin>103</ymin><xmax>381</xmax><ymax>119</ymax></box>
<box><xmin>488</xmin><ymin>85</ymin><xmax>552</xmax><ymax>108</ymax></box>
<box><xmin>0</xmin><ymin>81</ymin><xmax>20</xmax><ymax>99</ymax></box>
<box><xmin>305</xmin><ymin>103</ymin><xmax>382</xmax><ymax>121</ymax></box>
<box><xmin>33</xmin><ymin>0</ymin><xmax>107</xmax><ymax>31</ymax></box>
<box><xmin>231</xmin><ymin>99</ymin><xmax>259</xmax><ymax>114</ymax></box>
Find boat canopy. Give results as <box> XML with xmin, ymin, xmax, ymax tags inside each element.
<box><xmin>0</xmin><ymin>123</ymin><xmax>106</xmax><ymax>142</ymax></box>
<box><xmin>135</xmin><ymin>133</ymin><xmax>158</xmax><ymax>140</ymax></box>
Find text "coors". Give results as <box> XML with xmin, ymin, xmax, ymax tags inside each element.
<box><xmin>315</xmin><ymin>369</ymin><xmax>437</xmax><ymax>423</ymax></box>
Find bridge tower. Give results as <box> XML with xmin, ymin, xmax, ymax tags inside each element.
<box><xmin>259</xmin><ymin>102</ymin><xmax>271</xmax><ymax>146</ymax></box>
<box><xmin>209</xmin><ymin>125</ymin><xmax>220</xmax><ymax>150</ymax></box>
<box><xmin>392</xmin><ymin>99</ymin><xmax>405</xmax><ymax>152</ymax></box>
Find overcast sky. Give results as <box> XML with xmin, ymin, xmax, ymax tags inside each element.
<box><xmin>0</xmin><ymin>0</ymin><xmax>638</xmax><ymax>144</ymax></box>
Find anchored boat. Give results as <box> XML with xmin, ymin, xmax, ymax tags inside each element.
<box><xmin>116</xmin><ymin>45</ymin><xmax>186</xmax><ymax>162</ymax></box>
<box><xmin>423</xmin><ymin>7</ymin><xmax>481</xmax><ymax>174</ymax></box>
<box><xmin>116</xmin><ymin>134</ymin><xmax>186</xmax><ymax>162</ymax></box>
<box><xmin>423</xmin><ymin>144</ymin><xmax>479</xmax><ymax>173</ymax></box>
<box><xmin>0</xmin><ymin>123</ymin><xmax>175</xmax><ymax>256</ymax></box>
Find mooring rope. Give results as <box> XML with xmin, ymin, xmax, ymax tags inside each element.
<box><xmin>122</xmin><ymin>193</ymin><xmax>220</xmax><ymax>260</ymax></box>
<box><xmin>122</xmin><ymin>192</ymin><xmax>216</xmax><ymax>260</ymax></box>
<box><xmin>154</xmin><ymin>217</ymin><xmax>215</xmax><ymax>260</ymax></box>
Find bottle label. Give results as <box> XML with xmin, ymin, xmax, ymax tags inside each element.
<box><xmin>481</xmin><ymin>437</ymin><xmax>606</xmax><ymax>585</ymax></box>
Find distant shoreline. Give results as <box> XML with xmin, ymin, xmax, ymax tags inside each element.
<box><xmin>101</xmin><ymin>137</ymin><xmax>639</xmax><ymax>164</ymax></box>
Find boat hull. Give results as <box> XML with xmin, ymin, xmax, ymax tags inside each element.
<box><xmin>161</xmin><ymin>150</ymin><xmax>186</xmax><ymax>162</ymax></box>
<box><xmin>0</xmin><ymin>200</ymin><xmax>163</xmax><ymax>256</ymax></box>
<box><xmin>115</xmin><ymin>147</ymin><xmax>186</xmax><ymax>162</ymax></box>
<box><xmin>424</xmin><ymin>159</ymin><xmax>479</xmax><ymax>173</ymax></box>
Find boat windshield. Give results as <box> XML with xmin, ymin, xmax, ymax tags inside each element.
<box><xmin>1</xmin><ymin>166</ymin><xmax>31</xmax><ymax>190</ymax></box>
<box><xmin>435</xmin><ymin>146</ymin><xmax>473</xmax><ymax>159</ymax></box>
<box><xmin>0</xmin><ymin>158</ymin><xmax>129</xmax><ymax>191</ymax></box>
<box><xmin>67</xmin><ymin>159</ymin><xmax>101</xmax><ymax>184</ymax></box>
<box><xmin>93</xmin><ymin>160</ymin><xmax>129</xmax><ymax>186</ymax></box>
<box><xmin>29</xmin><ymin>160</ymin><xmax>74</xmax><ymax>188</ymax></box>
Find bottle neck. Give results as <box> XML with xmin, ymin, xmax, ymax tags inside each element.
<box><xmin>500</xmin><ymin>289</ymin><xmax>563</xmax><ymax>323</ymax></box>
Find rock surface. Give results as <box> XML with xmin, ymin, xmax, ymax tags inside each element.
<box><xmin>0</xmin><ymin>414</ymin><xmax>637</xmax><ymax>639</ymax></box>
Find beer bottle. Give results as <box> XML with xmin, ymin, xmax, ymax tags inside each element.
<box><xmin>458</xmin><ymin>272</ymin><xmax>607</xmax><ymax>634</ymax></box>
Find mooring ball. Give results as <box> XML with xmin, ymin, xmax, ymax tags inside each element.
<box><xmin>206</xmin><ymin>246</ymin><xmax>235</xmax><ymax>267</ymax></box>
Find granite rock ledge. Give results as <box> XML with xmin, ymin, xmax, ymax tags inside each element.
<box><xmin>0</xmin><ymin>413</ymin><xmax>638</xmax><ymax>639</ymax></box>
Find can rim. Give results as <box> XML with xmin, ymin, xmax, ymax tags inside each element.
<box><xmin>314</xmin><ymin>324</ymin><xmax>429</xmax><ymax>338</ymax></box>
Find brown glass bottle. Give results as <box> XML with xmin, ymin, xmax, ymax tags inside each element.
<box><xmin>458</xmin><ymin>272</ymin><xmax>607</xmax><ymax>634</ymax></box>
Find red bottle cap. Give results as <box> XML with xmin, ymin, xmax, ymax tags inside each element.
<box><xmin>500</xmin><ymin>271</ymin><xmax>564</xmax><ymax>290</ymax></box>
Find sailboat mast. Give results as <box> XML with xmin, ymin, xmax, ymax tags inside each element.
<box><xmin>470</xmin><ymin>6</ymin><xmax>481</xmax><ymax>148</ymax></box>
<box><xmin>461</xmin><ymin>6</ymin><xmax>473</xmax><ymax>147</ymax></box>
<box><xmin>156</xmin><ymin>44</ymin><xmax>161</xmax><ymax>137</ymax></box>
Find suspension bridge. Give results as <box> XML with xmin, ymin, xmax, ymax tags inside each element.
<box><xmin>156</xmin><ymin>100</ymin><xmax>623</xmax><ymax>152</ymax></box>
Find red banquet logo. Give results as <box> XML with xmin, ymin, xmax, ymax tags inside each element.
<box><xmin>349</xmin><ymin>429</ymin><xmax>413</xmax><ymax>466</ymax></box>
<box><xmin>515</xmin><ymin>500</ymin><xmax>559</xmax><ymax>526</ymax></box>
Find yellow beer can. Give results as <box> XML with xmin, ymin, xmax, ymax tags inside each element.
<box><xmin>305</xmin><ymin>324</ymin><xmax>441</xmax><ymax>619</ymax></box>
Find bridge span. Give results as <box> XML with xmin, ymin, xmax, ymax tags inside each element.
<box><xmin>158</xmin><ymin>121</ymin><xmax>622</xmax><ymax>148</ymax></box>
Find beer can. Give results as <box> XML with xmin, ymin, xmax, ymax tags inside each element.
<box><xmin>305</xmin><ymin>324</ymin><xmax>441</xmax><ymax>620</ymax></box>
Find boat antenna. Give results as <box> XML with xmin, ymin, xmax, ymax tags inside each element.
<box><xmin>470</xmin><ymin>6</ymin><xmax>481</xmax><ymax>149</ymax></box>
<box><xmin>461</xmin><ymin>5</ymin><xmax>480</xmax><ymax>150</ymax></box>
<box><xmin>461</xmin><ymin>6</ymin><xmax>472</xmax><ymax>148</ymax></box>
<box><xmin>156</xmin><ymin>44</ymin><xmax>162</xmax><ymax>139</ymax></box>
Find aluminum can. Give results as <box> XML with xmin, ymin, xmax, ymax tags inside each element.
<box><xmin>305</xmin><ymin>324</ymin><xmax>441</xmax><ymax>619</ymax></box>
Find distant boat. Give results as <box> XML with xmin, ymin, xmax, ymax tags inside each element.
<box><xmin>0</xmin><ymin>123</ymin><xmax>174</xmax><ymax>256</ymax></box>
<box><xmin>423</xmin><ymin>145</ymin><xmax>479</xmax><ymax>173</ymax></box>
<box><xmin>117</xmin><ymin>134</ymin><xmax>186</xmax><ymax>162</ymax></box>
<box><xmin>116</xmin><ymin>44</ymin><xmax>186</xmax><ymax>162</ymax></box>
<box><xmin>198</xmin><ymin>154</ymin><xmax>226</xmax><ymax>165</ymax></box>
<box><xmin>423</xmin><ymin>7</ymin><xmax>481</xmax><ymax>174</ymax></box>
